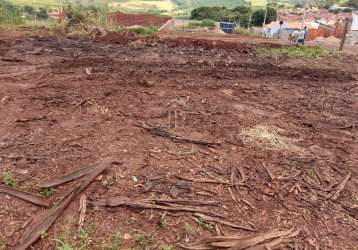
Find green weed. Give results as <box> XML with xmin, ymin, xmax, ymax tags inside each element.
<box><xmin>77</xmin><ymin>224</ymin><xmax>96</xmax><ymax>250</ymax></box>
<box><xmin>256</xmin><ymin>46</ymin><xmax>335</xmax><ymax>59</ymax></box>
<box><xmin>184</xmin><ymin>223</ymin><xmax>196</xmax><ymax>236</ymax></box>
<box><xmin>162</xmin><ymin>245</ymin><xmax>173</xmax><ymax>250</ymax></box>
<box><xmin>195</xmin><ymin>217</ymin><xmax>213</xmax><ymax>231</ymax></box>
<box><xmin>2</xmin><ymin>171</ymin><xmax>16</xmax><ymax>187</ymax></box>
<box><xmin>101</xmin><ymin>230</ymin><xmax>122</xmax><ymax>250</ymax></box>
<box><xmin>0</xmin><ymin>237</ymin><xmax>5</xmax><ymax>250</ymax></box>
<box><xmin>40</xmin><ymin>187</ymin><xmax>55</xmax><ymax>197</ymax></box>
<box><xmin>0</xmin><ymin>0</ymin><xmax>23</xmax><ymax>26</ymax></box>
<box><xmin>134</xmin><ymin>233</ymin><xmax>153</xmax><ymax>249</ymax></box>
<box><xmin>127</xmin><ymin>25</ymin><xmax>158</xmax><ymax>36</ymax></box>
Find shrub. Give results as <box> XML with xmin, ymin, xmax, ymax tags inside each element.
<box><xmin>0</xmin><ymin>0</ymin><xmax>23</xmax><ymax>25</ymax></box>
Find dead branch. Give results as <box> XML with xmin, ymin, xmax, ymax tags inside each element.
<box><xmin>194</xmin><ymin>213</ymin><xmax>255</xmax><ymax>231</ymax></box>
<box><xmin>0</xmin><ymin>185</ymin><xmax>50</xmax><ymax>207</ymax></box>
<box><xmin>14</xmin><ymin>160</ymin><xmax>110</xmax><ymax>250</ymax></box>
<box><xmin>39</xmin><ymin>163</ymin><xmax>106</xmax><ymax>188</ymax></box>
<box><xmin>145</xmin><ymin>198</ymin><xmax>220</xmax><ymax>206</ymax></box>
<box><xmin>90</xmin><ymin>196</ymin><xmax>226</xmax><ymax>218</ymax></box>
<box><xmin>329</xmin><ymin>172</ymin><xmax>351</xmax><ymax>201</ymax></box>
<box><xmin>181</xmin><ymin>228</ymin><xmax>299</xmax><ymax>249</ymax></box>
<box><xmin>14</xmin><ymin>187</ymin><xmax>78</xmax><ymax>250</ymax></box>
<box><xmin>138</xmin><ymin>122</ymin><xmax>220</xmax><ymax>147</ymax></box>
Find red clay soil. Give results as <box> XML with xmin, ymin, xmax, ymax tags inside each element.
<box><xmin>110</xmin><ymin>12</ymin><xmax>171</xmax><ymax>27</ymax></box>
<box><xmin>0</xmin><ymin>32</ymin><xmax>357</xmax><ymax>250</ymax></box>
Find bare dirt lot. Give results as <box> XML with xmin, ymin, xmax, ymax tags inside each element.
<box><xmin>0</xmin><ymin>31</ymin><xmax>357</xmax><ymax>250</ymax></box>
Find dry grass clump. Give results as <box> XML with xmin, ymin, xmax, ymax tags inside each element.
<box><xmin>240</xmin><ymin>125</ymin><xmax>305</xmax><ymax>153</ymax></box>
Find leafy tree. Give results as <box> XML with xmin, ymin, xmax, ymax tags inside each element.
<box><xmin>347</xmin><ymin>0</ymin><xmax>358</xmax><ymax>8</ymax></box>
<box><xmin>251</xmin><ymin>7</ymin><xmax>277</xmax><ymax>26</ymax></box>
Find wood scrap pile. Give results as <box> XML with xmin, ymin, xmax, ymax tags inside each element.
<box><xmin>179</xmin><ymin>228</ymin><xmax>300</xmax><ymax>250</ymax></box>
<box><xmin>7</xmin><ymin>160</ymin><xmax>112</xmax><ymax>250</ymax></box>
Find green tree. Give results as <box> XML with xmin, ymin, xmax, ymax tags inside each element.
<box><xmin>347</xmin><ymin>0</ymin><xmax>358</xmax><ymax>8</ymax></box>
<box><xmin>251</xmin><ymin>7</ymin><xmax>277</xmax><ymax>27</ymax></box>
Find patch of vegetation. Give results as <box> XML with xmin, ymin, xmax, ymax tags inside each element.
<box><xmin>256</xmin><ymin>46</ymin><xmax>336</xmax><ymax>59</ymax></box>
<box><xmin>55</xmin><ymin>224</ymin><xmax>96</xmax><ymax>250</ymax></box>
<box><xmin>127</xmin><ymin>25</ymin><xmax>158</xmax><ymax>36</ymax></box>
<box><xmin>162</xmin><ymin>245</ymin><xmax>173</xmax><ymax>250</ymax></box>
<box><xmin>0</xmin><ymin>237</ymin><xmax>5</xmax><ymax>250</ymax></box>
<box><xmin>77</xmin><ymin>224</ymin><xmax>96</xmax><ymax>250</ymax></box>
<box><xmin>2</xmin><ymin>171</ymin><xmax>17</xmax><ymax>187</ymax></box>
<box><xmin>134</xmin><ymin>233</ymin><xmax>153</xmax><ymax>249</ymax></box>
<box><xmin>101</xmin><ymin>230</ymin><xmax>122</xmax><ymax>250</ymax></box>
<box><xmin>190</xmin><ymin>5</ymin><xmax>276</xmax><ymax>28</ymax></box>
<box><xmin>184</xmin><ymin>223</ymin><xmax>196</xmax><ymax>236</ymax></box>
<box><xmin>188</xmin><ymin>18</ymin><xmax>216</xmax><ymax>28</ymax></box>
<box><xmin>0</xmin><ymin>0</ymin><xmax>23</xmax><ymax>26</ymax></box>
<box><xmin>40</xmin><ymin>187</ymin><xmax>54</xmax><ymax>197</ymax></box>
<box><xmin>195</xmin><ymin>217</ymin><xmax>213</xmax><ymax>231</ymax></box>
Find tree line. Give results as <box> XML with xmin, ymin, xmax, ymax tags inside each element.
<box><xmin>190</xmin><ymin>6</ymin><xmax>277</xmax><ymax>27</ymax></box>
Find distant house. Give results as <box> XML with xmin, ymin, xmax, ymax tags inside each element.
<box><xmin>264</xmin><ymin>21</ymin><xmax>317</xmax><ymax>40</ymax></box>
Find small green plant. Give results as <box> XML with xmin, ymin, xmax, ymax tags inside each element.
<box><xmin>162</xmin><ymin>245</ymin><xmax>173</xmax><ymax>250</ymax></box>
<box><xmin>0</xmin><ymin>0</ymin><xmax>24</xmax><ymax>26</ymax></box>
<box><xmin>77</xmin><ymin>224</ymin><xmax>96</xmax><ymax>250</ymax></box>
<box><xmin>0</xmin><ymin>237</ymin><xmax>5</xmax><ymax>250</ymax></box>
<box><xmin>158</xmin><ymin>217</ymin><xmax>167</xmax><ymax>229</ymax></box>
<box><xmin>40</xmin><ymin>187</ymin><xmax>55</xmax><ymax>197</ymax></box>
<box><xmin>3</xmin><ymin>171</ymin><xmax>16</xmax><ymax>187</ymax></box>
<box><xmin>256</xmin><ymin>46</ymin><xmax>335</xmax><ymax>59</ymax></box>
<box><xmin>101</xmin><ymin>230</ymin><xmax>122</xmax><ymax>250</ymax></box>
<box><xmin>134</xmin><ymin>233</ymin><xmax>153</xmax><ymax>249</ymax></box>
<box><xmin>195</xmin><ymin>217</ymin><xmax>213</xmax><ymax>231</ymax></box>
<box><xmin>184</xmin><ymin>223</ymin><xmax>196</xmax><ymax>236</ymax></box>
<box><xmin>55</xmin><ymin>229</ymin><xmax>73</xmax><ymax>250</ymax></box>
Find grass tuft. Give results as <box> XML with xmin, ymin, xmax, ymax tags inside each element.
<box><xmin>256</xmin><ymin>46</ymin><xmax>335</xmax><ymax>59</ymax></box>
<box><xmin>2</xmin><ymin>171</ymin><xmax>17</xmax><ymax>187</ymax></box>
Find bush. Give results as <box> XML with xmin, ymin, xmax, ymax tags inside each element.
<box><xmin>342</xmin><ymin>7</ymin><xmax>353</xmax><ymax>12</ymax></box>
<box><xmin>0</xmin><ymin>0</ymin><xmax>23</xmax><ymax>25</ymax></box>
<box><xmin>36</xmin><ymin>7</ymin><xmax>48</xmax><ymax>19</ymax></box>
<box><xmin>188</xmin><ymin>19</ymin><xmax>216</xmax><ymax>28</ymax></box>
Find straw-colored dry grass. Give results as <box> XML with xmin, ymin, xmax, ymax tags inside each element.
<box><xmin>240</xmin><ymin>125</ymin><xmax>305</xmax><ymax>154</ymax></box>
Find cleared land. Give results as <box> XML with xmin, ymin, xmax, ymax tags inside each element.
<box><xmin>0</xmin><ymin>30</ymin><xmax>357</xmax><ymax>250</ymax></box>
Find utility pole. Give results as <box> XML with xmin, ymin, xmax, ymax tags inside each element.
<box><xmin>263</xmin><ymin>4</ymin><xmax>268</xmax><ymax>28</ymax></box>
<box><xmin>340</xmin><ymin>17</ymin><xmax>350</xmax><ymax>51</ymax></box>
<box><xmin>248</xmin><ymin>13</ymin><xmax>252</xmax><ymax>32</ymax></box>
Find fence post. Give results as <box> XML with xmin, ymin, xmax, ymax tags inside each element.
<box><xmin>339</xmin><ymin>17</ymin><xmax>350</xmax><ymax>51</ymax></box>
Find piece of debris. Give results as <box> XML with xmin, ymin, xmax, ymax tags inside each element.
<box><xmin>15</xmin><ymin>186</ymin><xmax>78</xmax><ymax>250</ymax></box>
<box><xmin>85</xmin><ymin>67</ymin><xmax>92</xmax><ymax>76</ymax></box>
<box><xmin>15</xmin><ymin>160</ymin><xmax>111</xmax><ymax>250</ymax></box>
<box><xmin>170</xmin><ymin>180</ymin><xmax>191</xmax><ymax>198</ymax></box>
<box><xmin>180</xmin><ymin>228</ymin><xmax>299</xmax><ymax>249</ymax></box>
<box><xmin>193</xmin><ymin>213</ymin><xmax>255</xmax><ymax>231</ymax></box>
<box><xmin>139</xmin><ymin>122</ymin><xmax>220</xmax><ymax>147</ymax></box>
<box><xmin>78</xmin><ymin>194</ymin><xmax>87</xmax><ymax>231</ymax></box>
<box><xmin>39</xmin><ymin>164</ymin><xmax>106</xmax><ymax>188</ymax></box>
<box><xmin>0</xmin><ymin>185</ymin><xmax>50</xmax><ymax>207</ymax></box>
<box><xmin>328</xmin><ymin>172</ymin><xmax>351</xmax><ymax>201</ymax></box>
<box><xmin>90</xmin><ymin>196</ymin><xmax>226</xmax><ymax>218</ymax></box>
